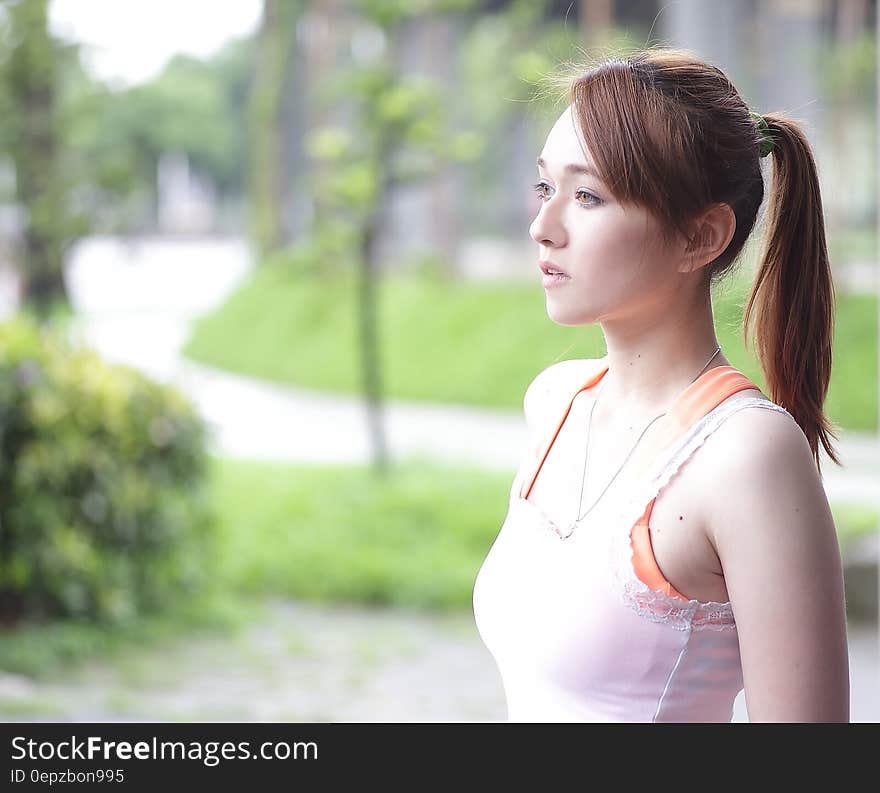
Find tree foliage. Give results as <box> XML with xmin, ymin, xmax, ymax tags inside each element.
<box><xmin>302</xmin><ymin>0</ymin><xmax>484</xmax><ymax>272</ymax></box>
<box><xmin>62</xmin><ymin>37</ymin><xmax>254</xmax><ymax>231</ymax></box>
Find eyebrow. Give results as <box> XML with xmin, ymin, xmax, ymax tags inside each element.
<box><xmin>536</xmin><ymin>156</ymin><xmax>601</xmax><ymax>180</ymax></box>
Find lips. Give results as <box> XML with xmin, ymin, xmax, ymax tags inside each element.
<box><xmin>538</xmin><ymin>260</ymin><xmax>569</xmax><ymax>277</ymax></box>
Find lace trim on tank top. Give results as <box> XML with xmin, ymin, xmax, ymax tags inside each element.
<box><xmin>610</xmin><ymin>396</ymin><xmax>797</xmax><ymax>632</ymax></box>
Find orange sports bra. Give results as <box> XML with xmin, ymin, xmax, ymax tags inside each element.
<box><xmin>518</xmin><ymin>361</ymin><xmax>765</xmax><ymax>602</ymax></box>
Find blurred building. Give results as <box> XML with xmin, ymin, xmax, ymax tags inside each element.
<box><xmin>157</xmin><ymin>151</ymin><xmax>219</xmax><ymax>235</ymax></box>
<box><xmin>340</xmin><ymin>0</ymin><xmax>872</xmax><ymax>281</ymax></box>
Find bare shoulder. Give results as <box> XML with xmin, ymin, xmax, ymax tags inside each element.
<box><xmin>698</xmin><ymin>392</ymin><xmax>821</xmax><ymax>535</ymax></box>
<box><xmin>522</xmin><ymin>357</ymin><xmax>604</xmax><ymax>433</ymax></box>
<box><xmin>700</xmin><ymin>392</ymin><xmax>813</xmax><ymax>483</ymax></box>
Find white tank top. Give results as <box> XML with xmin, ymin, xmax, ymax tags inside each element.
<box><xmin>472</xmin><ymin>357</ymin><xmax>796</xmax><ymax>722</ymax></box>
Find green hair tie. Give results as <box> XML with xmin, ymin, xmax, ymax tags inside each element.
<box><xmin>749</xmin><ymin>110</ymin><xmax>775</xmax><ymax>158</ymax></box>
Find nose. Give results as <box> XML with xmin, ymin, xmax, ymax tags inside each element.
<box><xmin>528</xmin><ymin>198</ymin><xmax>564</xmax><ymax>248</ymax></box>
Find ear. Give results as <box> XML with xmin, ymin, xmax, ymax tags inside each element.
<box><xmin>678</xmin><ymin>202</ymin><xmax>737</xmax><ymax>274</ymax></box>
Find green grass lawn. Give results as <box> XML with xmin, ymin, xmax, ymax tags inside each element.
<box><xmin>182</xmin><ymin>258</ymin><xmax>879</xmax><ymax>431</ymax></box>
<box><xmin>1</xmin><ymin>454</ymin><xmax>875</xmax><ymax>679</ymax></box>
<box><xmin>207</xmin><ymin>456</ymin><xmax>879</xmax><ymax>606</ymax></box>
<box><xmin>208</xmin><ymin>455</ymin><xmax>511</xmax><ymax>611</ymax></box>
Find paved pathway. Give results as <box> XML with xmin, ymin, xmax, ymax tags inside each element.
<box><xmin>2</xmin><ymin>598</ymin><xmax>878</xmax><ymax>723</ymax></box>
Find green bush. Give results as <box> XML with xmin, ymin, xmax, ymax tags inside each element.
<box><xmin>0</xmin><ymin>314</ymin><xmax>217</xmax><ymax>624</ymax></box>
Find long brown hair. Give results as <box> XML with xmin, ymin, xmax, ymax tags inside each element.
<box><xmin>540</xmin><ymin>46</ymin><xmax>840</xmax><ymax>474</ymax></box>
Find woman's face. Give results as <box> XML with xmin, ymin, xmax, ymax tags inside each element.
<box><xmin>529</xmin><ymin>105</ymin><xmax>684</xmax><ymax>327</ymax></box>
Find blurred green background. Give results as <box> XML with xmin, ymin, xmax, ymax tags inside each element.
<box><xmin>0</xmin><ymin>0</ymin><xmax>876</xmax><ymax>722</ymax></box>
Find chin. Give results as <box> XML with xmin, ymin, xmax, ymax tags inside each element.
<box><xmin>545</xmin><ymin>302</ymin><xmax>598</xmax><ymax>327</ymax></box>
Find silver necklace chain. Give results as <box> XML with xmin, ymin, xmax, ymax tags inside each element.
<box><xmin>558</xmin><ymin>345</ymin><xmax>722</xmax><ymax>540</ymax></box>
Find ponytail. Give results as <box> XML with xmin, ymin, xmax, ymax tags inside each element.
<box><xmin>742</xmin><ymin>113</ymin><xmax>841</xmax><ymax>475</ymax></box>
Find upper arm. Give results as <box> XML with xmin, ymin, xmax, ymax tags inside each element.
<box><xmin>706</xmin><ymin>407</ymin><xmax>850</xmax><ymax>722</ymax></box>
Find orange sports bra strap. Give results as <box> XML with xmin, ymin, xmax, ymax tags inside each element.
<box><xmin>627</xmin><ymin>367</ymin><xmax>761</xmax><ymax>602</ymax></box>
<box><xmin>626</xmin><ymin>367</ymin><xmax>761</xmax><ymax>484</ymax></box>
<box><xmin>668</xmin><ymin>367</ymin><xmax>761</xmax><ymax>429</ymax></box>
<box><xmin>520</xmin><ymin>359</ymin><xmax>610</xmax><ymax>500</ymax></box>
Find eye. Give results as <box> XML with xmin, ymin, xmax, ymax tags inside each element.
<box><xmin>532</xmin><ymin>180</ymin><xmax>551</xmax><ymax>201</ymax></box>
<box><xmin>575</xmin><ymin>188</ymin><xmax>601</xmax><ymax>207</ymax></box>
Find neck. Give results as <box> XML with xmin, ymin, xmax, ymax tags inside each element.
<box><xmin>595</xmin><ymin>296</ymin><xmax>727</xmax><ymax>422</ymax></box>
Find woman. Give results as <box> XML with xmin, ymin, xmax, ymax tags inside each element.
<box><xmin>472</xmin><ymin>47</ymin><xmax>850</xmax><ymax>723</ymax></box>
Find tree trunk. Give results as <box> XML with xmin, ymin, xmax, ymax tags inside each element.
<box><xmin>358</xmin><ymin>210</ymin><xmax>390</xmax><ymax>475</ymax></box>
<box><xmin>579</xmin><ymin>0</ymin><xmax>613</xmax><ymax>48</ymax></box>
<box><xmin>5</xmin><ymin>0</ymin><xmax>69</xmax><ymax>317</ymax></box>
<box><xmin>248</xmin><ymin>0</ymin><xmax>304</xmax><ymax>259</ymax></box>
